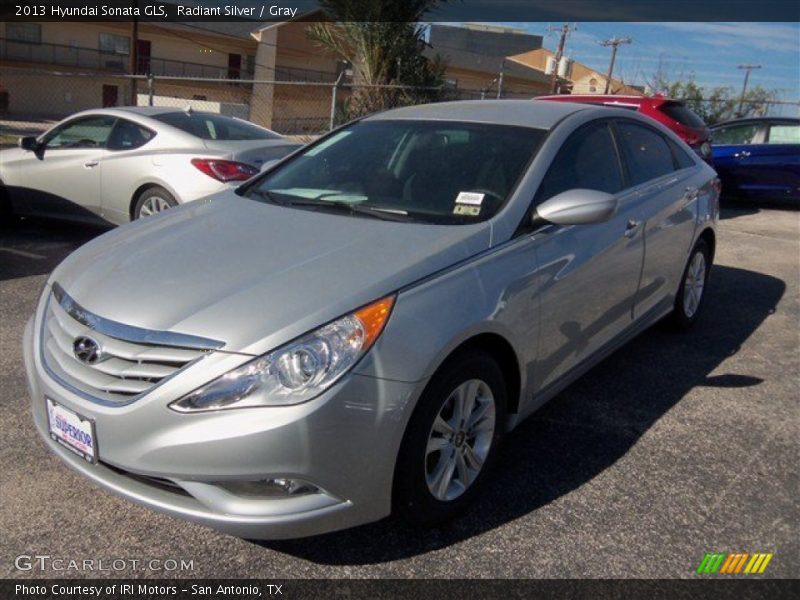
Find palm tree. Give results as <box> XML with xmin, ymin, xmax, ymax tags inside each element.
<box><xmin>309</xmin><ymin>0</ymin><xmax>446</xmax><ymax>120</ymax></box>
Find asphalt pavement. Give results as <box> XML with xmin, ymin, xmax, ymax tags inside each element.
<box><xmin>0</xmin><ymin>206</ymin><xmax>797</xmax><ymax>579</ymax></box>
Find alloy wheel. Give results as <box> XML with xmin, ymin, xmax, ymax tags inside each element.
<box><xmin>139</xmin><ymin>195</ymin><xmax>172</xmax><ymax>217</ymax></box>
<box><xmin>683</xmin><ymin>251</ymin><xmax>706</xmax><ymax>318</ymax></box>
<box><xmin>425</xmin><ymin>378</ymin><xmax>496</xmax><ymax>502</ymax></box>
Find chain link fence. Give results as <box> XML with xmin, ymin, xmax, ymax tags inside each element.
<box><xmin>0</xmin><ymin>67</ymin><xmax>507</xmax><ymax>139</ymax></box>
<box><xmin>1</xmin><ymin>66</ymin><xmax>797</xmax><ymax>141</ymax></box>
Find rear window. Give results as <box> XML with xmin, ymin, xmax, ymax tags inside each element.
<box><xmin>153</xmin><ymin>112</ymin><xmax>280</xmax><ymax>141</ymax></box>
<box><xmin>659</xmin><ymin>103</ymin><xmax>707</xmax><ymax>129</ymax></box>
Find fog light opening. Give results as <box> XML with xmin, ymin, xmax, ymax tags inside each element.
<box><xmin>218</xmin><ymin>478</ymin><xmax>321</xmax><ymax>499</ymax></box>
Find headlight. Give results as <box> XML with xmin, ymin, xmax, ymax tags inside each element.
<box><xmin>170</xmin><ymin>295</ymin><xmax>395</xmax><ymax>412</ymax></box>
<box><xmin>700</xmin><ymin>142</ymin><xmax>711</xmax><ymax>158</ymax></box>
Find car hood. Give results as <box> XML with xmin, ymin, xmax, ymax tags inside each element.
<box><xmin>203</xmin><ymin>139</ymin><xmax>302</xmax><ymax>168</ymax></box>
<box><xmin>50</xmin><ymin>194</ymin><xmax>491</xmax><ymax>356</ymax></box>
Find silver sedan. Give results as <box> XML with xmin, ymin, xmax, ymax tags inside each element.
<box><xmin>0</xmin><ymin>107</ymin><xmax>300</xmax><ymax>225</ymax></box>
<box><xmin>23</xmin><ymin>100</ymin><xmax>719</xmax><ymax>539</ymax></box>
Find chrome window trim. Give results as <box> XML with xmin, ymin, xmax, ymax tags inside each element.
<box><xmin>51</xmin><ymin>282</ymin><xmax>224</xmax><ymax>350</ymax></box>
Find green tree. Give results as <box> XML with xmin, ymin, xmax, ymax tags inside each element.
<box><xmin>308</xmin><ymin>0</ymin><xmax>446</xmax><ymax>122</ymax></box>
<box><xmin>648</xmin><ymin>64</ymin><xmax>780</xmax><ymax>125</ymax></box>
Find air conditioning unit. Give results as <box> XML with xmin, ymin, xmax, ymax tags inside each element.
<box><xmin>544</xmin><ymin>56</ymin><xmax>557</xmax><ymax>76</ymax></box>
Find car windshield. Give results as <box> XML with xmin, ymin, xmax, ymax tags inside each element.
<box><xmin>244</xmin><ymin>120</ymin><xmax>546</xmax><ymax>224</ymax></box>
<box><xmin>152</xmin><ymin>112</ymin><xmax>281</xmax><ymax>141</ymax></box>
<box><xmin>659</xmin><ymin>102</ymin><xmax>707</xmax><ymax>129</ymax></box>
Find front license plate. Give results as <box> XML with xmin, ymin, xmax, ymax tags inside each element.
<box><xmin>46</xmin><ymin>397</ymin><xmax>97</xmax><ymax>464</ymax></box>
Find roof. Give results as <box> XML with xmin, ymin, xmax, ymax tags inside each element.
<box><xmin>365</xmin><ymin>99</ymin><xmax>590</xmax><ymax>129</ymax></box>
<box><xmin>711</xmin><ymin>116</ymin><xmax>800</xmax><ymax>128</ymax></box>
<box><xmin>114</xmin><ymin>106</ymin><xmax>188</xmax><ymax>116</ymax></box>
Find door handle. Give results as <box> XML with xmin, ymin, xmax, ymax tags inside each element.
<box><xmin>684</xmin><ymin>186</ymin><xmax>699</xmax><ymax>203</ymax></box>
<box><xmin>84</xmin><ymin>160</ymin><xmax>99</xmax><ymax>168</ymax></box>
<box><xmin>624</xmin><ymin>220</ymin><xmax>640</xmax><ymax>238</ymax></box>
<box><xmin>734</xmin><ymin>150</ymin><xmax>751</xmax><ymax>158</ymax></box>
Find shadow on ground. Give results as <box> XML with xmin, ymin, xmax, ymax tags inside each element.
<box><xmin>260</xmin><ymin>263</ymin><xmax>784</xmax><ymax>564</ymax></box>
<box><xmin>0</xmin><ymin>217</ymin><xmax>108</xmax><ymax>281</ymax></box>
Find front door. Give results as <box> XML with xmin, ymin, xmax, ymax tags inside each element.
<box><xmin>530</xmin><ymin>120</ymin><xmax>645</xmax><ymax>393</ymax></box>
<box><xmin>9</xmin><ymin>115</ymin><xmax>115</xmax><ymax>220</ymax></box>
<box><xmin>228</xmin><ymin>53</ymin><xmax>242</xmax><ymax>79</ymax></box>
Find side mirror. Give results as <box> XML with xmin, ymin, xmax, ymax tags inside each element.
<box><xmin>19</xmin><ymin>136</ymin><xmax>41</xmax><ymax>152</ymax></box>
<box><xmin>534</xmin><ymin>189</ymin><xmax>618</xmax><ymax>226</ymax></box>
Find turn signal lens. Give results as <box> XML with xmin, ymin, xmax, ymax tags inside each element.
<box><xmin>354</xmin><ymin>296</ymin><xmax>395</xmax><ymax>351</ymax></box>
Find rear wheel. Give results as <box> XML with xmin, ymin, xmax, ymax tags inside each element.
<box><xmin>667</xmin><ymin>239</ymin><xmax>711</xmax><ymax>330</ymax></box>
<box><xmin>133</xmin><ymin>186</ymin><xmax>177</xmax><ymax>220</ymax></box>
<box><xmin>394</xmin><ymin>350</ymin><xmax>507</xmax><ymax>526</ymax></box>
<box><xmin>0</xmin><ymin>183</ymin><xmax>16</xmax><ymax>227</ymax></box>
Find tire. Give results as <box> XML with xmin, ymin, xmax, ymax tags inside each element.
<box><xmin>133</xmin><ymin>186</ymin><xmax>177</xmax><ymax>220</ymax></box>
<box><xmin>667</xmin><ymin>239</ymin><xmax>711</xmax><ymax>331</ymax></box>
<box><xmin>394</xmin><ymin>350</ymin><xmax>508</xmax><ymax>527</ymax></box>
<box><xmin>0</xmin><ymin>183</ymin><xmax>16</xmax><ymax>227</ymax></box>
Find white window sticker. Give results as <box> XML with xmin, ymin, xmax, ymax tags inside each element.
<box><xmin>455</xmin><ymin>191</ymin><xmax>485</xmax><ymax>206</ymax></box>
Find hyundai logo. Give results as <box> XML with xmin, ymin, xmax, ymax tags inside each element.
<box><xmin>72</xmin><ymin>336</ymin><xmax>104</xmax><ymax>365</ymax></box>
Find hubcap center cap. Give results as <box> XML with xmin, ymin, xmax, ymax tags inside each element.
<box><xmin>453</xmin><ymin>431</ymin><xmax>466</xmax><ymax>448</ymax></box>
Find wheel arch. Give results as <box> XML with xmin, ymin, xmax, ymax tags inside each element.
<box><xmin>697</xmin><ymin>227</ymin><xmax>716</xmax><ymax>264</ymax></box>
<box><xmin>129</xmin><ymin>182</ymin><xmax>179</xmax><ymax>220</ymax></box>
<box><xmin>428</xmin><ymin>331</ymin><xmax>523</xmax><ymax>418</ymax></box>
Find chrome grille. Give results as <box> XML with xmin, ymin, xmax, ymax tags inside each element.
<box><xmin>41</xmin><ymin>284</ymin><xmax>223</xmax><ymax>405</ymax></box>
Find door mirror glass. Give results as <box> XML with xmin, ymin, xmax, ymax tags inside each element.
<box><xmin>19</xmin><ymin>136</ymin><xmax>41</xmax><ymax>152</ymax></box>
<box><xmin>534</xmin><ymin>189</ymin><xmax>618</xmax><ymax>226</ymax></box>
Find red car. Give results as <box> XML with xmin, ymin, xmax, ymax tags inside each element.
<box><xmin>536</xmin><ymin>94</ymin><xmax>712</xmax><ymax>162</ymax></box>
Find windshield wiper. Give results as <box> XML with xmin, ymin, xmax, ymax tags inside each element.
<box><xmin>279</xmin><ymin>198</ymin><xmax>413</xmax><ymax>222</ymax></box>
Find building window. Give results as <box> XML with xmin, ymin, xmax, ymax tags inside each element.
<box><xmin>99</xmin><ymin>32</ymin><xmax>130</xmax><ymax>55</ymax></box>
<box><xmin>7</xmin><ymin>23</ymin><xmax>42</xmax><ymax>44</ymax></box>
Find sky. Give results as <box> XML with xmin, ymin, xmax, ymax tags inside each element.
<box><xmin>500</xmin><ymin>22</ymin><xmax>800</xmax><ymax>107</ymax></box>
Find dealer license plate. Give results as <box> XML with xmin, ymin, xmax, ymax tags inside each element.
<box><xmin>46</xmin><ymin>397</ymin><xmax>97</xmax><ymax>464</ymax></box>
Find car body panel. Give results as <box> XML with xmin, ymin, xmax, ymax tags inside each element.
<box><xmin>24</xmin><ymin>100</ymin><xmax>719</xmax><ymax>539</ymax></box>
<box><xmin>0</xmin><ymin>107</ymin><xmax>300</xmax><ymax>225</ymax></box>
<box><xmin>711</xmin><ymin>117</ymin><xmax>800</xmax><ymax>203</ymax></box>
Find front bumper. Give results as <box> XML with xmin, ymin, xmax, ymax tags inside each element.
<box><xmin>23</xmin><ymin>316</ymin><xmax>421</xmax><ymax>539</ymax></box>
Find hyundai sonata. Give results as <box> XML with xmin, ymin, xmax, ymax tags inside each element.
<box><xmin>24</xmin><ymin>100</ymin><xmax>719</xmax><ymax>538</ymax></box>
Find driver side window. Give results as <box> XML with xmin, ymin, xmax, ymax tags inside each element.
<box><xmin>43</xmin><ymin>115</ymin><xmax>116</xmax><ymax>149</ymax></box>
<box><xmin>535</xmin><ymin>120</ymin><xmax>624</xmax><ymax>203</ymax></box>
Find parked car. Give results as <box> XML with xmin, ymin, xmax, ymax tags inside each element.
<box><xmin>0</xmin><ymin>107</ymin><xmax>300</xmax><ymax>224</ymax></box>
<box><xmin>24</xmin><ymin>100</ymin><xmax>718</xmax><ymax>539</ymax></box>
<box><xmin>536</xmin><ymin>94</ymin><xmax>713</xmax><ymax>162</ymax></box>
<box><xmin>710</xmin><ymin>117</ymin><xmax>800</xmax><ymax>203</ymax></box>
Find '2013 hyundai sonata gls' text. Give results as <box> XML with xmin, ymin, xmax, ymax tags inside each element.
<box><xmin>24</xmin><ymin>101</ymin><xmax>719</xmax><ymax>539</ymax></box>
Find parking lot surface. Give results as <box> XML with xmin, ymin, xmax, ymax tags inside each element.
<box><xmin>1</xmin><ymin>206</ymin><xmax>797</xmax><ymax>578</ymax></box>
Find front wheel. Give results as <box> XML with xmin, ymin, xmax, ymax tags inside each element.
<box><xmin>667</xmin><ymin>239</ymin><xmax>711</xmax><ymax>330</ymax></box>
<box><xmin>394</xmin><ymin>350</ymin><xmax>507</xmax><ymax>526</ymax></box>
<box><xmin>133</xmin><ymin>186</ymin><xmax>177</xmax><ymax>220</ymax></box>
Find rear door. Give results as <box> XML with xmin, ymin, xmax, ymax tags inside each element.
<box><xmin>531</xmin><ymin>119</ymin><xmax>645</xmax><ymax>392</ymax></box>
<box><xmin>614</xmin><ymin>119</ymin><xmax>700</xmax><ymax>319</ymax></box>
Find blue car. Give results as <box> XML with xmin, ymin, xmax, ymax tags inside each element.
<box><xmin>711</xmin><ymin>117</ymin><xmax>800</xmax><ymax>203</ymax></box>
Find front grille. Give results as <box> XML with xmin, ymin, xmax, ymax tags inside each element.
<box><xmin>41</xmin><ymin>284</ymin><xmax>222</xmax><ymax>405</ymax></box>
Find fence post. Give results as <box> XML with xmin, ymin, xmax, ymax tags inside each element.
<box><xmin>148</xmin><ymin>73</ymin><xmax>154</xmax><ymax>106</ymax></box>
<box><xmin>329</xmin><ymin>70</ymin><xmax>346</xmax><ymax>131</ymax></box>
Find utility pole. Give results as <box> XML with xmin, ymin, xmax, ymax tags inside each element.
<box><xmin>546</xmin><ymin>24</ymin><xmax>573</xmax><ymax>94</ymax></box>
<box><xmin>130</xmin><ymin>0</ymin><xmax>139</xmax><ymax>105</ymax></box>
<box><xmin>737</xmin><ymin>64</ymin><xmax>761</xmax><ymax>117</ymax></box>
<box><xmin>598</xmin><ymin>36</ymin><xmax>631</xmax><ymax>94</ymax></box>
